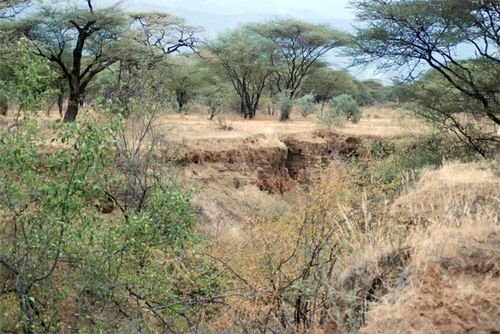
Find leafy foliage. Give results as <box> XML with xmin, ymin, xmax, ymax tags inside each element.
<box><xmin>0</xmin><ymin>118</ymin><xmax>219</xmax><ymax>333</ymax></box>
<box><xmin>206</xmin><ymin>26</ymin><xmax>274</xmax><ymax>119</ymax></box>
<box><xmin>274</xmin><ymin>89</ymin><xmax>294</xmax><ymax>121</ymax></box>
<box><xmin>320</xmin><ymin>94</ymin><xmax>361</xmax><ymax>129</ymax></box>
<box><xmin>407</xmin><ymin>65</ymin><xmax>498</xmax><ymax>156</ymax></box>
<box><xmin>350</xmin><ymin>0</ymin><xmax>500</xmax><ymax>156</ymax></box>
<box><xmin>0</xmin><ymin>38</ymin><xmax>59</xmax><ymax>114</ymax></box>
<box><xmin>252</xmin><ymin>19</ymin><xmax>350</xmax><ymax>120</ymax></box>
<box><xmin>296</xmin><ymin>94</ymin><xmax>317</xmax><ymax>117</ymax></box>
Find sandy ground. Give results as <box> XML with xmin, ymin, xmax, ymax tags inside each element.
<box><xmin>155</xmin><ymin>106</ymin><xmax>422</xmax><ymax>150</ymax></box>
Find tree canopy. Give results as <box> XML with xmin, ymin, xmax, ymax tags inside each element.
<box><xmin>350</xmin><ymin>0</ymin><xmax>500</xmax><ymax>155</ymax></box>
<box><xmin>254</xmin><ymin>19</ymin><xmax>349</xmax><ymax>97</ymax></box>
<box><xmin>1</xmin><ymin>1</ymin><xmax>199</xmax><ymax>122</ymax></box>
<box><xmin>206</xmin><ymin>26</ymin><xmax>274</xmax><ymax>119</ymax></box>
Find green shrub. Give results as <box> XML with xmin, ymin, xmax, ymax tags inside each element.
<box><xmin>296</xmin><ymin>93</ymin><xmax>316</xmax><ymax>117</ymax></box>
<box><xmin>0</xmin><ymin>118</ymin><xmax>218</xmax><ymax>333</ymax></box>
<box><xmin>320</xmin><ymin>94</ymin><xmax>361</xmax><ymax>128</ymax></box>
<box><xmin>274</xmin><ymin>90</ymin><xmax>294</xmax><ymax>121</ymax></box>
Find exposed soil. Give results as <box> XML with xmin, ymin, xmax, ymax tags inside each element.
<box><xmin>358</xmin><ymin>229</ymin><xmax>500</xmax><ymax>334</ymax></box>
<box><xmin>283</xmin><ymin>130</ymin><xmax>366</xmax><ymax>184</ymax></box>
<box><xmin>174</xmin><ymin>129</ymin><xmax>366</xmax><ymax>194</ymax></box>
<box><xmin>163</xmin><ymin>124</ymin><xmax>370</xmax><ymax>237</ymax></box>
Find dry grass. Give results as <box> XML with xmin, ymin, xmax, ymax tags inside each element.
<box><xmin>353</xmin><ymin>162</ymin><xmax>500</xmax><ymax>334</ymax></box>
<box><xmin>0</xmin><ymin>105</ymin><xmax>420</xmax><ymax>150</ymax></box>
<box><xmin>338</xmin><ymin>105</ymin><xmax>424</xmax><ymax>137</ymax></box>
<box><xmin>360</xmin><ymin>221</ymin><xmax>500</xmax><ymax>334</ymax></box>
<box><xmin>154</xmin><ymin>105</ymin><xmax>420</xmax><ymax>150</ymax></box>
<box><xmin>392</xmin><ymin>162</ymin><xmax>500</xmax><ymax>225</ymax></box>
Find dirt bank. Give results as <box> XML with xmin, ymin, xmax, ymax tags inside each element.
<box><xmin>166</xmin><ymin>129</ymin><xmax>368</xmax><ymax>236</ymax></box>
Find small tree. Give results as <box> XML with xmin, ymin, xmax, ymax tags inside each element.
<box><xmin>296</xmin><ymin>94</ymin><xmax>316</xmax><ymax>118</ymax></box>
<box><xmin>198</xmin><ymin>82</ymin><xmax>235</xmax><ymax>121</ymax></box>
<box><xmin>274</xmin><ymin>90</ymin><xmax>294</xmax><ymax>121</ymax></box>
<box><xmin>164</xmin><ymin>56</ymin><xmax>203</xmax><ymax>112</ymax></box>
<box><xmin>320</xmin><ymin>94</ymin><xmax>361</xmax><ymax>129</ymax></box>
<box><xmin>303</xmin><ymin>67</ymin><xmax>359</xmax><ymax>114</ymax></box>
<box><xmin>0</xmin><ymin>118</ymin><xmax>115</xmax><ymax>333</ymax></box>
<box><xmin>1</xmin><ymin>39</ymin><xmax>59</xmax><ymax>115</ymax></box>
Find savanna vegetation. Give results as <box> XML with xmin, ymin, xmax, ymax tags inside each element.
<box><xmin>0</xmin><ymin>0</ymin><xmax>498</xmax><ymax>333</ymax></box>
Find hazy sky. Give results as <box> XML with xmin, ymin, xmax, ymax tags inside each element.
<box><xmin>136</xmin><ymin>0</ymin><xmax>356</xmax><ymax>18</ymax></box>
<box><xmin>112</xmin><ymin>0</ymin><xmax>388</xmax><ymax>81</ymax></box>
<box><xmin>121</xmin><ymin>0</ymin><xmax>356</xmax><ymax>32</ymax></box>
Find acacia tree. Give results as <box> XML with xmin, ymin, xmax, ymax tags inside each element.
<box><xmin>303</xmin><ymin>67</ymin><xmax>358</xmax><ymax>114</ymax></box>
<box><xmin>164</xmin><ymin>56</ymin><xmax>203</xmax><ymax>112</ymax></box>
<box><xmin>253</xmin><ymin>19</ymin><xmax>349</xmax><ymax>120</ymax></box>
<box><xmin>4</xmin><ymin>3</ymin><xmax>198</xmax><ymax>122</ymax></box>
<box><xmin>350</xmin><ymin>0</ymin><xmax>499</xmax><ymax>155</ymax></box>
<box><xmin>207</xmin><ymin>26</ymin><xmax>273</xmax><ymax>119</ymax></box>
<box><xmin>128</xmin><ymin>12</ymin><xmax>198</xmax><ymax>57</ymax></box>
<box><xmin>7</xmin><ymin>1</ymin><xmax>126</xmax><ymax>122</ymax></box>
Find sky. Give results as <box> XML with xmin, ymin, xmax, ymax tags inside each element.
<box><xmin>107</xmin><ymin>0</ymin><xmax>389</xmax><ymax>81</ymax></box>
<box><xmin>121</xmin><ymin>0</ymin><xmax>356</xmax><ymax>32</ymax></box>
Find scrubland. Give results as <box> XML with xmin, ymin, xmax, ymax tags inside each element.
<box><xmin>0</xmin><ymin>98</ymin><xmax>498</xmax><ymax>334</ymax></box>
<box><xmin>1</xmin><ymin>0</ymin><xmax>499</xmax><ymax>332</ymax></box>
<box><xmin>4</xmin><ymin>105</ymin><xmax>499</xmax><ymax>333</ymax></box>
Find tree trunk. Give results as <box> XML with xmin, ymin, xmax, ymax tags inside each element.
<box><xmin>57</xmin><ymin>93</ymin><xmax>64</xmax><ymax>118</ymax></box>
<box><xmin>240</xmin><ymin>99</ymin><xmax>246</xmax><ymax>117</ymax></box>
<box><xmin>280</xmin><ymin>105</ymin><xmax>292</xmax><ymax>122</ymax></box>
<box><xmin>0</xmin><ymin>96</ymin><xmax>7</xmax><ymax>116</ymax></box>
<box><xmin>177</xmin><ymin>91</ymin><xmax>187</xmax><ymax>113</ymax></box>
<box><xmin>64</xmin><ymin>89</ymin><xmax>80</xmax><ymax>123</ymax></box>
<box><xmin>249</xmin><ymin>103</ymin><xmax>258</xmax><ymax>119</ymax></box>
<box><xmin>18</xmin><ymin>293</ymin><xmax>35</xmax><ymax>334</ymax></box>
<box><xmin>241</xmin><ymin>98</ymin><xmax>251</xmax><ymax>119</ymax></box>
<box><xmin>248</xmin><ymin>107</ymin><xmax>256</xmax><ymax>119</ymax></box>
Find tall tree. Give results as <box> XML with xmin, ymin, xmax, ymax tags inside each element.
<box><xmin>350</xmin><ymin>0</ymin><xmax>499</xmax><ymax>154</ymax></box>
<box><xmin>9</xmin><ymin>1</ymin><xmax>126</xmax><ymax>122</ymax></box>
<box><xmin>207</xmin><ymin>26</ymin><xmax>273</xmax><ymax>119</ymax></box>
<box><xmin>253</xmin><ymin>19</ymin><xmax>349</xmax><ymax>120</ymax></box>
<box><xmin>3</xmin><ymin>3</ymin><xmax>198</xmax><ymax>122</ymax></box>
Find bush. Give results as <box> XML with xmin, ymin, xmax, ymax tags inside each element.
<box><xmin>0</xmin><ymin>117</ymin><xmax>220</xmax><ymax>333</ymax></box>
<box><xmin>206</xmin><ymin>158</ymin><xmax>408</xmax><ymax>333</ymax></box>
<box><xmin>274</xmin><ymin>90</ymin><xmax>294</xmax><ymax>121</ymax></box>
<box><xmin>320</xmin><ymin>94</ymin><xmax>361</xmax><ymax>129</ymax></box>
<box><xmin>296</xmin><ymin>93</ymin><xmax>316</xmax><ymax>117</ymax></box>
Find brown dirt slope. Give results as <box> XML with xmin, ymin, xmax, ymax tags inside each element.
<box><xmin>391</xmin><ymin>163</ymin><xmax>500</xmax><ymax>225</ymax></box>
<box><xmin>173</xmin><ymin>129</ymin><xmax>367</xmax><ymax>237</ymax></box>
<box><xmin>358</xmin><ymin>163</ymin><xmax>500</xmax><ymax>334</ymax></box>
